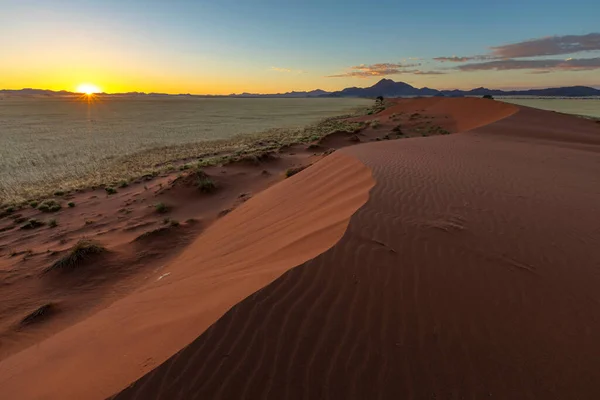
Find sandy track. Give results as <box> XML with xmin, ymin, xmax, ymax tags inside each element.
<box><xmin>112</xmin><ymin>100</ymin><xmax>600</xmax><ymax>399</ymax></box>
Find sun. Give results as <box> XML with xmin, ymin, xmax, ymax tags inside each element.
<box><xmin>76</xmin><ymin>83</ymin><xmax>102</xmax><ymax>95</ymax></box>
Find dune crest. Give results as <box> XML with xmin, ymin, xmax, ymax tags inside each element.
<box><xmin>113</xmin><ymin>98</ymin><xmax>600</xmax><ymax>399</ymax></box>
<box><xmin>0</xmin><ymin>152</ymin><xmax>373</xmax><ymax>400</ymax></box>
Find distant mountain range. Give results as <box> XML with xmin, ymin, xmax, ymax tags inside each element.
<box><xmin>2</xmin><ymin>80</ymin><xmax>599</xmax><ymax>98</ymax></box>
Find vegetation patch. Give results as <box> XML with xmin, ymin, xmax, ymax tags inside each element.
<box><xmin>45</xmin><ymin>240</ymin><xmax>106</xmax><ymax>273</ymax></box>
<box><xmin>155</xmin><ymin>202</ymin><xmax>170</xmax><ymax>214</ymax></box>
<box><xmin>38</xmin><ymin>199</ymin><xmax>61</xmax><ymax>213</ymax></box>
<box><xmin>285</xmin><ymin>165</ymin><xmax>309</xmax><ymax>178</ymax></box>
<box><xmin>105</xmin><ymin>187</ymin><xmax>117</xmax><ymax>195</ymax></box>
<box><xmin>48</xmin><ymin>218</ymin><xmax>58</xmax><ymax>228</ymax></box>
<box><xmin>1</xmin><ymin>101</ymin><xmax>388</xmax><ymax>204</ymax></box>
<box><xmin>68</xmin><ymin>202</ymin><xmax>75</xmax><ymax>208</ymax></box>
<box><xmin>369</xmin><ymin>119</ymin><xmax>381</xmax><ymax>129</ymax></box>
<box><xmin>20</xmin><ymin>303</ymin><xmax>57</xmax><ymax>327</ymax></box>
<box><xmin>20</xmin><ymin>218</ymin><xmax>45</xmax><ymax>230</ymax></box>
<box><xmin>193</xmin><ymin>169</ymin><xmax>217</xmax><ymax>193</ymax></box>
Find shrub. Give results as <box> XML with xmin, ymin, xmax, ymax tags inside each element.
<box><xmin>20</xmin><ymin>218</ymin><xmax>45</xmax><ymax>230</ymax></box>
<box><xmin>285</xmin><ymin>165</ymin><xmax>307</xmax><ymax>178</ymax></box>
<box><xmin>20</xmin><ymin>303</ymin><xmax>56</xmax><ymax>326</ymax></box>
<box><xmin>29</xmin><ymin>201</ymin><xmax>38</xmax><ymax>208</ymax></box>
<box><xmin>48</xmin><ymin>219</ymin><xmax>58</xmax><ymax>228</ymax></box>
<box><xmin>45</xmin><ymin>240</ymin><xmax>106</xmax><ymax>272</ymax></box>
<box><xmin>369</xmin><ymin>119</ymin><xmax>381</xmax><ymax>129</ymax></box>
<box><xmin>38</xmin><ymin>199</ymin><xmax>61</xmax><ymax>212</ymax></box>
<box><xmin>68</xmin><ymin>202</ymin><xmax>75</xmax><ymax>208</ymax></box>
<box><xmin>105</xmin><ymin>187</ymin><xmax>117</xmax><ymax>195</ymax></box>
<box><xmin>483</xmin><ymin>94</ymin><xmax>494</xmax><ymax>99</ymax></box>
<box><xmin>155</xmin><ymin>202</ymin><xmax>169</xmax><ymax>214</ymax></box>
<box><xmin>53</xmin><ymin>190</ymin><xmax>65</xmax><ymax>196</ymax></box>
<box><xmin>195</xmin><ymin>169</ymin><xmax>217</xmax><ymax>193</ymax></box>
<box><xmin>118</xmin><ymin>180</ymin><xmax>129</xmax><ymax>188</ymax></box>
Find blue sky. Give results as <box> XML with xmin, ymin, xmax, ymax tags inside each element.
<box><xmin>1</xmin><ymin>0</ymin><xmax>599</xmax><ymax>93</ymax></box>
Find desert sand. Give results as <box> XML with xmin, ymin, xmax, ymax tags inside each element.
<box><xmin>1</xmin><ymin>97</ymin><xmax>600</xmax><ymax>399</ymax></box>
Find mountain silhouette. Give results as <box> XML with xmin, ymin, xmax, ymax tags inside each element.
<box><xmin>2</xmin><ymin>80</ymin><xmax>599</xmax><ymax>98</ymax></box>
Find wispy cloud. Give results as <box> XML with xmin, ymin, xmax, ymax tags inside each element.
<box><xmin>269</xmin><ymin>66</ymin><xmax>307</xmax><ymax>74</ymax></box>
<box><xmin>433</xmin><ymin>56</ymin><xmax>479</xmax><ymax>62</ymax></box>
<box><xmin>270</xmin><ymin>66</ymin><xmax>292</xmax><ymax>73</ymax></box>
<box><xmin>410</xmin><ymin>70</ymin><xmax>447</xmax><ymax>75</ymax></box>
<box><xmin>490</xmin><ymin>33</ymin><xmax>600</xmax><ymax>58</ymax></box>
<box><xmin>456</xmin><ymin>57</ymin><xmax>600</xmax><ymax>72</ymax></box>
<box><xmin>326</xmin><ymin>62</ymin><xmax>437</xmax><ymax>78</ymax></box>
<box><xmin>434</xmin><ymin>33</ymin><xmax>600</xmax><ymax>67</ymax></box>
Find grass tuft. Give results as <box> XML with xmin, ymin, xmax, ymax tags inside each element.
<box><xmin>20</xmin><ymin>303</ymin><xmax>57</xmax><ymax>326</ymax></box>
<box><xmin>68</xmin><ymin>202</ymin><xmax>75</xmax><ymax>208</ymax></box>
<box><xmin>285</xmin><ymin>165</ymin><xmax>308</xmax><ymax>178</ymax></box>
<box><xmin>155</xmin><ymin>202</ymin><xmax>170</xmax><ymax>214</ymax></box>
<box><xmin>105</xmin><ymin>187</ymin><xmax>117</xmax><ymax>195</ymax></box>
<box><xmin>48</xmin><ymin>218</ymin><xmax>58</xmax><ymax>228</ymax></box>
<box><xmin>45</xmin><ymin>239</ymin><xmax>106</xmax><ymax>273</ymax></box>
<box><xmin>38</xmin><ymin>199</ymin><xmax>61</xmax><ymax>213</ymax></box>
<box><xmin>20</xmin><ymin>218</ymin><xmax>45</xmax><ymax>230</ymax></box>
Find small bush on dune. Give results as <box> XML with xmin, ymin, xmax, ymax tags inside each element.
<box><xmin>194</xmin><ymin>169</ymin><xmax>217</xmax><ymax>193</ymax></box>
<box><xmin>53</xmin><ymin>190</ymin><xmax>65</xmax><ymax>196</ymax></box>
<box><xmin>68</xmin><ymin>202</ymin><xmax>75</xmax><ymax>208</ymax></box>
<box><xmin>105</xmin><ymin>187</ymin><xmax>117</xmax><ymax>195</ymax></box>
<box><xmin>285</xmin><ymin>165</ymin><xmax>308</xmax><ymax>178</ymax></box>
<box><xmin>20</xmin><ymin>218</ymin><xmax>45</xmax><ymax>230</ymax></box>
<box><xmin>155</xmin><ymin>202</ymin><xmax>170</xmax><ymax>214</ymax></box>
<box><xmin>369</xmin><ymin>119</ymin><xmax>381</xmax><ymax>129</ymax></box>
<box><xmin>20</xmin><ymin>303</ymin><xmax>56</xmax><ymax>326</ymax></box>
<box><xmin>29</xmin><ymin>201</ymin><xmax>38</xmax><ymax>208</ymax></box>
<box><xmin>482</xmin><ymin>94</ymin><xmax>494</xmax><ymax>99</ymax></box>
<box><xmin>118</xmin><ymin>180</ymin><xmax>129</xmax><ymax>188</ymax></box>
<box><xmin>45</xmin><ymin>239</ymin><xmax>106</xmax><ymax>272</ymax></box>
<box><xmin>38</xmin><ymin>199</ymin><xmax>61</xmax><ymax>213</ymax></box>
<box><xmin>48</xmin><ymin>218</ymin><xmax>58</xmax><ymax>228</ymax></box>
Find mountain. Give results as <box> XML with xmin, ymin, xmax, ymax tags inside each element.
<box><xmin>2</xmin><ymin>81</ymin><xmax>599</xmax><ymax>98</ymax></box>
<box><xmin>227</xmin><ymin>89</ymin><xmax>329</xmax><ymax>98</ymax></box>
<box><xmin>328</xmin><ymin>79</ymin><xmax>438</xmax><ymax>97</ymax></box>
<box><xmin>326</xmin><ymin>79</ymin><xmax>600</xmax><ymax>98</ymax></box>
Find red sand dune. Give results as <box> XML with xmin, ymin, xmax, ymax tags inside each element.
<box><xmin>2</xmin><ymin>98</ymin><xmax>600</xmax><ymax>399</ymax></box>
<box><xmin>0</xmin><ymin>152</ymin><xmax>373</xmax><ymax>399</ymax></box>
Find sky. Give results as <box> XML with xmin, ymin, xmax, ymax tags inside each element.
<box><xmin>1</xmin><ymin>0</ymin><xmax>599</xmax><ymax>94</ymax></box>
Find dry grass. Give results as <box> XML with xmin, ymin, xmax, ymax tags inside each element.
<box><xmin>45</xmin><ymin>240</ymin><xmax>106</xmax><ymax>273</ymax></box>
<box><xmin>1</xmin><ymin>98</ymin><xmax>373</xmax><ymax>204</ymax></box>
<box><xmin>20</xmin><ymin>303</ymin><xmax>57</xmax><ymax>326</ymax></box>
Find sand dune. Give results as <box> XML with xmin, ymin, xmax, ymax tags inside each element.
<box><xmin>112</xmin><ymin>99</ymin><xmax>600</xmax><ymax>399</ymax></box>
<box><xmin>2</xmin><ymin>98</ymin><xmax>600</xmax><ymax>399</ymax></box>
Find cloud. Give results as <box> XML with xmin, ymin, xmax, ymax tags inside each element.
<box><xmin>456</xmin><ymin>57</ymin><xmax>600</xmax><ymax>72</ymax></box>
<box><xmin>433</xmin><ymin>33</ymin><xmax>600</xmax><ymax>67</ymax></box>
<box><xmin>326</xmin><ymin>62</ymin><xmax>422</xmax><ymax>78</ymax></box>
<box><xmin>270</xmin><ymin>67</ymin><xmax>292</xmax><ymax>73</ymax></box>
<box><xmin>433</xmin><ymin>56</ymin><xmax>478</xmax><ymax>62</ymax></box>
<box><xmin>490</xmin><ymin>33</ymin><xmax>600</xmax><ymax>58</ymax></box>
<box><xmin>411</xmin><ymin>70</ymin><xmax>447</xmax><ymax>75</ymax></box>
<box><xmin>269</xmin><ymin>66</ymin><xmax>307</xmax><ymax>75</ymax></box>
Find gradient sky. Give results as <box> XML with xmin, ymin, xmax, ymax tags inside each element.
<box><xmin>1</xmin><ymin>0</ymin><xmax>599</xmax><ymax>94</ymax></box>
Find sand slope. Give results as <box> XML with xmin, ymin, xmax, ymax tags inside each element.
<box><xmin>112</xmin><ymin>99</ymin><xmax>600</xmax><ymax>399</ymax></box>
<box><xmin>0</xmin><ymin>152</ymin><xmax>373</xmax><ymax>399</ymax></box>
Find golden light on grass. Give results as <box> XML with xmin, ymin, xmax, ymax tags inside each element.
<box><xmin>76</xmin><ymin>83</ymin><xmax>102</xmax><ymax>95</ymax></box>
